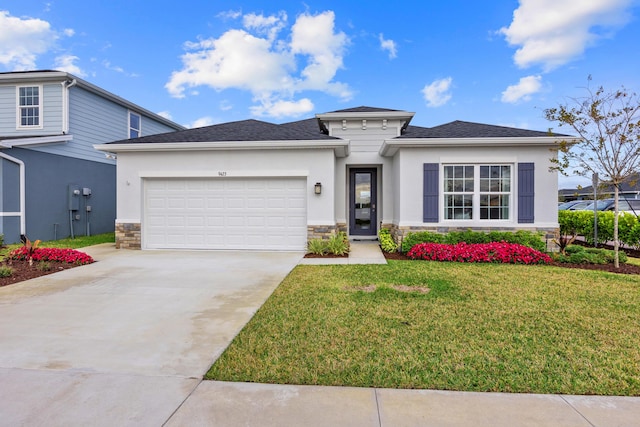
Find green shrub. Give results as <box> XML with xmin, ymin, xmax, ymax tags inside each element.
<box><xmin>0</xmin><ymin>265</ymin><xmax>13</xmax><ymax>278</ymax></box>
<box><xmin>307</xmin><ymin>239</ymin><xmax>328</xmax><ymax>255</ymax></box>
<box><xmin>401</xmin><ymin>231</ymin><xmax>444</xmax><ymax>253</ymax></box>
<box><xmin>378</xmin><ymin>228</ymin><xmax>398</xmax><ymax>253</ymax></box>
<box><xmin>558</xmin><ymin>210</ymin><xmax>635</xmax><ymax>247</ymax></box>
<box><xmin>622</xmin><ymin>221</ymin><xmax>640</xmax><ymax>250</ymax></box>
<box><xmin>327</xmin><ymin>232</ymin><xmax>349</xmax><ymax>256</ymax></box>
<box><xmin>0</xmin><ymin>233</ymin><xmax>4</xmax><ymax>247</ymax></box>
<box><xmin>36</xmin><ymin>261</ymin><xmax>51</xmax><ymax>271</ymax></box>
<box><xmin>554</xmin><ymin>245</ymin><xmax>627</xmax><ymax>264</ymax></box>
<box><xmin>564</xmin><ymin>245</ymin><xmax>584</xmax><ymax>254</ymax></box>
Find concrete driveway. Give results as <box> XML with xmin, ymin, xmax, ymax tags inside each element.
<box><xmin>0</xmin><ymin>244</ymin><xmax>302</xmax><ymax>426</ymax></box>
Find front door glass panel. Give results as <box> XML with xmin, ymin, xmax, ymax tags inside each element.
<box><xmin>355</xmin><ymin>173</ymin><xmax>372</xmax><ymax>230</ymax></box>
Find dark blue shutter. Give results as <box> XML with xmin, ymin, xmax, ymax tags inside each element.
<box><xmin>423</xmin><ymin>163</ymin><xmax>439</xmax><ymax>223</ymax></box>
<box><xmin>518</xmin><ymin>163</ymin><xmax>535</xmax><ymax>223</ymax></box>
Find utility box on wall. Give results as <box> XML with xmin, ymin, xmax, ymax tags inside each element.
<box><xmin>68</xmin><ymin>184</ymin><xmax>81</xmax><ymax>211</ymax></box>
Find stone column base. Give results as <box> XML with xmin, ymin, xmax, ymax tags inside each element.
<box><xmin>115</xmin><ymin>222</ymin><xmax>141</xmax><ymax>250</ymax></box>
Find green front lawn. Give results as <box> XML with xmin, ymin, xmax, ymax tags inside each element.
<box><xmin>207</xmin><ymin>261</ymin><xmax>640</xmax><ymax>396</ymax></box>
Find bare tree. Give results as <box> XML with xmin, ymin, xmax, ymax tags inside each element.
<box><xmin>544</xmin><ymin>78</ymin><xmax>640</xmax><ymax>268</ymax></box>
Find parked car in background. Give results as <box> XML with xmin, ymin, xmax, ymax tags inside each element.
<box><xmin>566</xmin><ymin>200</ymin><xmax>595</xmax><ymax>210</ymax></box>
<box><xmin>578</xmin><ymin>198</ymin><xmax>640</xmax><ymax>214</ymax></box>
<box><xmin>558</xmin><ymin>200</ymin><xmax>586</xmax><ymax>210</ymax></box>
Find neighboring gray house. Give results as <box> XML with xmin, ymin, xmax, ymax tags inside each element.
<box><xmin>96</xmin><ymin>106</ymin><xmax>563</xmax><ymax>251</ymax></box>
<box><xmin>0</xmin><ymin>70</ymin><xmax>185</xmax><ymax>244</ymax></box>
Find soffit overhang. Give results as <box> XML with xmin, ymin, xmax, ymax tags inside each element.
<box><xmin>379</xmin><ymin>136</ymin><xmax>564</xmax><ymax>156</ymax></box>
<box><xmin>94</xmin><ymin>139</ymin><xmax>351</xmax><ymax>157</ymax></box>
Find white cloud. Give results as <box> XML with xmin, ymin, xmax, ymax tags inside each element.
<box><xmin>290</xmin><ymin>11</ymin><xmax>351</xmax><ymax>98</ymax></box>
<box><xmin>188</xmin><ymin>116</ymin><xmax>215</xmax><ymax>128</ymax></box>
<box><xmin>0</xmin><ymin>11</ymin><xmax>57</xmax><ymax>70</ymax></box>
<box><xmin>167</xmin><ymin>29</ymin><xmax>295</xmax><ymax>98</ymax></box>
<box><xmin>63</xmin><ymin>28</ymin><xmax>75</xmax><ymax>37</ymax></box>
<box><xmin>219</xmin><ymin>100</ymin><xmax>233</xmax><ymax>111</ymax></box>
<box><xmin>54</xmin><ymin>54</ymin><xmax>86</xmax><ymax>77</ymax></box>
<box><xmin>217</xmin><ymin>10</ymin><xmax>242</xmax><ymax>20</ymax></box>
<box><xmin>243</xmin><ymin>12</ymin><xmax>287</xmax><ymax>41</ymax></box>
<box><xmin>501</xmin><ymin>75</ymin><xmax>542</xmax><ymax>103</ymax></box>
<box><xmin>166</xmin><ymin>10</ymin><xmax>351</xmax><ymax>118</ymax></box>
<box><xmin>102</xmin><ymin>59</ymin><xmax>139</xmax><ymax>77</ymax></box>
<box><xmin>157</xmin><ymin>111</ymin><xmax>173</xmax><ymax>120</ymax></box>
<box><xmin>250</xmin><ymin>98</ymin><xmax>314</xmax><ymax>118</ymax></box>
<box><xmin>500</xmin><ymin>0</ymin><xmax>634</xmax><ymax>70</ymax></box>
<box><xmin>422</xmin><ymin>77</ymin><xmax>453</xmax><ymax>107</ymax></box>
<box><xmin>379</xmin><ymin>33</ymin><xmax>397</xmax><ymax>59</ymax></box>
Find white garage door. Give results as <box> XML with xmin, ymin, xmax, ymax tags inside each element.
<box><xmin>144</xmin><ymin>178</ymin><xmax>307</xmax><ymax>250</ymax></box>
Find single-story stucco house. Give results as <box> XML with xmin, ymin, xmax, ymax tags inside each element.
<box><xmin>95</xmin><ymin>106</ymin><xmax>561</xmax><ymax>251</ymax></box>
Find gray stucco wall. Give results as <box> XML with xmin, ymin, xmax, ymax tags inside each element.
<box><xmin>1</xmin><ymin>147</ymin><xmax>115</xmax><ymax>243</ymax></box>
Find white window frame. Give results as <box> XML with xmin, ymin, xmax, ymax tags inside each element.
<box><xmin>443</xmin><ymin>164</ymin><xmax>513</xmax><ymax>222</ymax></box>
<box><xmin>16</xmin><ymin>85</ymin><xmax>43</xmax><ymax>129</ymax></box>
<box><xmin>129</xmin><ymin>111</ymin><xmax>141</xmax><ymax>138</ymax></box>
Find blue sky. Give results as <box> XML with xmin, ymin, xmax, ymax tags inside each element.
<box><xmin>2</xmin><ymin>0</ymin><xmax>639</xmax><ymax>188</ymax></box>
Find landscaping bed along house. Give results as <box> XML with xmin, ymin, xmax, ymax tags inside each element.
<box><xmin>0</xmin><ymin>234</ymin><xmax>113</xmax><ymax>287</ymax></box>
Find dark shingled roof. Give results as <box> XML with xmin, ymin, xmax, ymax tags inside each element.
<box><xmin>400</xmin><ymin>121</ymin><xmax>562</xmax><ymax>138</ymax></box>
<box><xmin>106</xmin><ymin>108</ymin><xmax>566</xmax><ymax>145</ymax></box>
<box><xmin>107</xmin><ymin>119</ymin><xmax>339</xmax><ymax>144</ymax></box>
<box><xmin>279</xmin><ymin>117</ymin><xmax>324</xmax><ymax>135</ymax></box>
<box><xmin>326</xmin><ymin>106</ymin><xmax>404</xmax><ymax>113</ymax></box>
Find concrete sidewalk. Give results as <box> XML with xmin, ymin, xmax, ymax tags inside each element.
<box><xmin>166</xmin><ymin>381</ymin><xmax>640</xmax><ymax>427</ymax></box>
<box><xmin>299</xmin><ymin>240</ymin><xmax>387</xmax><ymax>265</ymax></box>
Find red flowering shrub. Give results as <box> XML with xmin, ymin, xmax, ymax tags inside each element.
<box><xmin>9</xmin><ymin>247</ymin><xmax>94</xmax><ymax>265</ymax></box>
<box><xmin>407</xmin><ymin>241</ymin><xmax>551</xmax><ymax>265</ymax></box>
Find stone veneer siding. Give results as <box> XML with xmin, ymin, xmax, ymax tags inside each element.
<box><xmin>382</xmin><ymin>223</ymin><xmax>560</xmax><ymax>252</ymax></box>
<box><xmin>307</xmin><ymin>224</ymin><xmax>341</xmax><ymax>240</ymax></box>
<box><xmin>116</xmin><ymin>223</ymin><xmax>349</xmax><ymax>250</ymax></box>
<box><xmin>115</xmin><ymin>222</ymin><xmax>141</xmax><ymax>249</ymax></box>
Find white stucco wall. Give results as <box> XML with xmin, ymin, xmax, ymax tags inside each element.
<box><xmin>393</xmin><ymin>145</ymin><xmax>558</xmax><ymax>228</ymax></box>
<box><xmin>114</xmin><ymin>148</ymin><xmax>336</xmax><ymax>226</ymax></box>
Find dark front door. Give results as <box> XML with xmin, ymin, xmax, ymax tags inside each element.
<box><xmin>349</xmin><ymin>168</ymin><xmax>377</xmax><ymax>236</ymax></box>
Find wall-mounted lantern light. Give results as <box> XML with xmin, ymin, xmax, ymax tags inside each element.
<box><xmin>314</xmin><ymin>182</ymin><xmax>322</xmax><ymax>195</ymax></box>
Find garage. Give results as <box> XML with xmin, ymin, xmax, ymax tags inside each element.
<box><xmin>143</xmin><ymin>177</ymin><xmax>307</xmax><ymax>250</ymax></box>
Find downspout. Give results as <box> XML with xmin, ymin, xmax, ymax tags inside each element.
<box><xmin>0</xmin><ymin>152</ymin><xmax>26</xmax><ymax>236</ymax></box>
<box><xmin>61</xmin><ymin>79</ymin><xmax>77</xmax><ymax>134</ymax></box>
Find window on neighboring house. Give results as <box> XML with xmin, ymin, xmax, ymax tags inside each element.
<box><xmin>129</xmin><ymin>111</ymin><xmax>141</xmax><ymax>138</ymax></box>
<box><xmin>443</xmin><ymin>164</ymin><xmax>512</xmax><ymax>220</ymax></box>
<box><xmin>17</xmin><ymin>86</ymin><xmax>41</xmax><ymax>128</ymax></box>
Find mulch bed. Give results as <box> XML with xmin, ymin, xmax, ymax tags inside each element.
<box><xmin>0</xmin><ymin>260</ymin><xmax>81</xmax><ymax>287</ymax></box>
<box><xmin>303</xmin><ymin>253</ymin><xmax>349</xmax><ymax>258</ymax></box>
